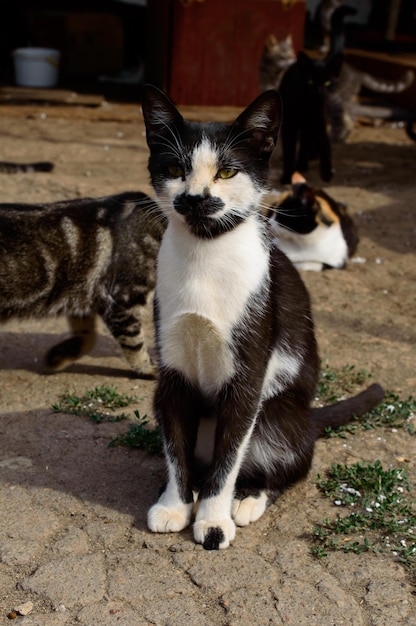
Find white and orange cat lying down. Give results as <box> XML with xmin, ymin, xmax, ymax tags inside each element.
<box><xmin>265</xmin><ymin>172</ymin><xmax>358</xmax><ymax>271</ymax></box>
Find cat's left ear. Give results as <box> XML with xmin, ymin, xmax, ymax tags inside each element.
<box><xmin>141</xmin><ymin>84</ymin><xmax>184</xmax><ymax>149</ymax></box>
<box><xmin>232</xmin><ymin>90</ymin><xmax>282</xmax><ymax>156</ymax></box>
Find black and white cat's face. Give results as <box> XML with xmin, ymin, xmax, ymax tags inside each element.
<box><xmin>141</xmin><ymin>86</ymin><xmax>281</xmax><ymax>238</ymax></box>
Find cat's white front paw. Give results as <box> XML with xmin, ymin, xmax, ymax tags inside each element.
<box><xmin>193</xmin><ymin>518</ymin><xmax>236</xmax><ymax>550</ymax></box>
<box><xmin>231</xmin><ymin>492</ymin><xmax>268</xmax><ymax>527</ymax></box>
<box><xmin>147</xmin><ymin>502</ymin><xmax>192</xmax><ymax>533</ymax></box>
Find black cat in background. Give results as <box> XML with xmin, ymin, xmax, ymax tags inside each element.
<box><xmin>278</xmin><ymin>5</ymin><xmax>355</xmax><ymax>184</ymax></box>
<box><xmin>279</xmin><ymin>50</ymin><xmax>343</xmax><ymax>184</ymax></box>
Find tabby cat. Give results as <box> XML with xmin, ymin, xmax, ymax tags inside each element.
<box><xmin>260</xmin><ymin>7</ymin><xmax>414</xmax><ymax>145</ymax></box>
<box><xmin>328</xmin><ymin>63</ymin><xmax>414</xmax><ymax>141</ymax></box>
<box><xmin>258</xmin><ymin>34</ymin><xmax>295</xmax><ymax>92</ymax></box>
<box><xmin>0</xmin><ymin>161</ymin><xmax>53</xmax><ymax>173</ymax></box>
<box><xmin>0</xmin><ymin>191</ymin><xmax>165</xmax><ymax>377</ymax></box>
<box><xmin>266</xmin><ymin>172</ymin><xmax>358</xmax><ymax>270</ymax></box>
<box><xmin>141</xmin><ymin>84</ymin><xmax>384</xmax><ymax>550</ymax></box>
<box><xmin>324</xmin><ymin>4</ymin><xmax>414</xmax><ymax>141</ymax></box>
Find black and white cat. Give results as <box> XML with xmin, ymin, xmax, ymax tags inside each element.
<box><xmin>0</xmin><ymin>191</ymin><xmax>165</xmax><ymax>377</ymax></box>
<box><xmin>266</xmin><ymin>172</ymin><xmax>358</xmax><ymax>270</ymax></box>
<box><xmin>141</xmin><ymin>85</ymin><xmax>384</xmax><ymax>550</ymax></box>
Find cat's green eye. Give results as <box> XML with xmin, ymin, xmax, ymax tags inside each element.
<box><xmin>168</xmin><ymin>164</ymin><xmax>184</xmax><ymax>178</ymax></box>
<box><xmin>324</xmin><ymin>80</ymin><xmax>331</xmax><ymax>87</ymax></box>
<box><xmin>218</xmin><ymin>167</ymin><xmax>237</xmax><ymax>180</ymax></box>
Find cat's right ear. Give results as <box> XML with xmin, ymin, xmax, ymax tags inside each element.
<box><xmin>141</xmin><ymin>84</ymin><xmax>184</xmax><ymax>148</ymax></box>
<box><xmin>233</xmin><ymin>89</ymin><xmax>282</xmax><ymax>156</ymax></box>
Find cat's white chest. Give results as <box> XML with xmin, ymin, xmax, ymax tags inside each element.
<box><xmin>156</xmin><ymin>217</ymin><xmax>268</xmax><ymax>393</ymax></box>
<box><xmin>271</xmin><ymin>222</ymin><xmax>348</xmax><ymax>270</ymax></box>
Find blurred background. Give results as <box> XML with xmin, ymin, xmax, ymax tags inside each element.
<box><xmin>0</xmin><ymin>0</ymin><xmax>414</xmax><ymax>107</ymax></box>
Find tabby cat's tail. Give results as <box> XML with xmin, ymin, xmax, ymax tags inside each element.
<box><xmin>311</xmin><ymin>383</ymin><xmax>385</xmax><ymax>437</ymax></box>
<box><xmin>361</xmin><ymin>70</ymin><xmax>414</xmax><ymax>94</ymax></box>
<box><xmin>0</xmin><ymin>161</ymin><xmax>54</xmax><ymax>173</ymax></box>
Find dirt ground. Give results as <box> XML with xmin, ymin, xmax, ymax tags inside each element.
<box><xmin>0</xmin><ymin>98</ymin><xmax>415</xmax><ymax>625</ymax></box>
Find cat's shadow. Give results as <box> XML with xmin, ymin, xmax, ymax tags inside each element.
<box><xmin>0</xmin><ymin>406</ymin><xmax>163</xmax><ymax>532</ymax></box>
<box><xmin>0</xmin><ymin>330</ymin><xmax>141</xmax><ymax>378</ymax></box>
<box><xmin>1</xmin><ymin>326</ymin><xmax>163</xmax><ymax>532</ymax></box>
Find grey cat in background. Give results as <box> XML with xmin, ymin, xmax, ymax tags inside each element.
<box><xmin>259</xmin><ymin>7</ymin><xmax>414</xmax><ymax>142</ymax></box>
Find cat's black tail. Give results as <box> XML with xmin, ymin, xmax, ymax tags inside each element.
<box><xmin>327</xmin><ymin>5</ymin><xmax>357</xmax><ymax>59</ymax></box>
<box><xmin>311</xmin><ymin>383</ymin><xmax>385</xmax><ymax>437</ymax></box>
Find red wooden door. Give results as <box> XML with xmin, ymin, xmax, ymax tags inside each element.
<box><xmin>169</xmin><ymin>0</ymin><xmax>306</xmax><ymax>106</ymax></box>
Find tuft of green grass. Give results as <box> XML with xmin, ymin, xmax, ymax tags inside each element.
<box><xmin>109</xmin><ymin>410</ymin><xmax>163</xmax><ymax>456</ymax></box>
<box><xmin>315</xmin><ymin>362</ymin><xmax>372</xmax><ymax>405</ymax></box>
<box><xmin>52</xmin><ymin>386</ymin><xmax>162</xmax><ymax>454</ymax></box>
<box><xmin>52</xmin><ymin>385</ymin><xmax>135</xmax><ymax>423</ymax></box>
<box><xmin>359</xmin><ymin>393</ymin><xmax>416</xmax><ymax>434</ymax></box>
<box><xmin>312</xmin><ymin>461</ymin><xmax>416</xmax><ymax>577</ymax></box>
<box><xmin>315</xmin><ymin>363</ymin><xmax>415</xmax><ymax>437</ymax></box>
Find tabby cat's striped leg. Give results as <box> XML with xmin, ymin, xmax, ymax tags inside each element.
<box><xmin>45</xmin><ymin>315</ymin><xmax>96</xmax><ymax>371</ymax></box>
<box><xmin>103</xmin><ymin>303</ymin><xmax>157</xmax><ymax>379</ymax></box>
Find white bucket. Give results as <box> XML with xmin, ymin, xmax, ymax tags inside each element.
<box><xmin>13</xmin><ymin>47</ymin><xmax>60</xmax><ymax>88</ymax></box>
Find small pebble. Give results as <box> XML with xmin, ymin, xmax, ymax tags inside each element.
<box><xmin>15</xmin><ymin>601</ymin><xmax>34</xmax><ymax>616</ymax></box>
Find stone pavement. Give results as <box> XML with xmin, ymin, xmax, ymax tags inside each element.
<box><xmin>0</xmin><ymin>108</ymin><xmax>415</xmax><ymax>624</ymax></box>
<box><xmin>1</xmin><ymin>358</ymin><xmax>415</xmax><ymax>626</ymax></box>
